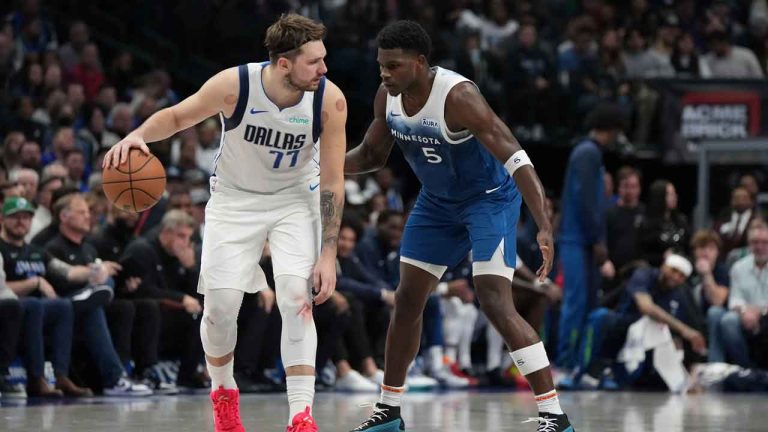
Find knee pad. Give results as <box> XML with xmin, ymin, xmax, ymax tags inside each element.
<box><xmin>275</xmin><ymin>275</ymin><xmax>316</xmax><ymax>368</ymax></box>
<box><xmin>200</xmin><ymin>289</ymin><xmax>243</xmax><ymax>357</ymax></box>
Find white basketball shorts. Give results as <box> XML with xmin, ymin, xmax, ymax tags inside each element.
<box><xmin>197</xmin><ymin>176</ymin><xmax>320</xmax><ymax>294</ymax></box>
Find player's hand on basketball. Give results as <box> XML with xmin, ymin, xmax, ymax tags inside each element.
<box><xmin>103</xmin><ymin>134</ymin><xmax>150</xmax><ymax>169</ymax></box>
<box><xmin>536</xmin><ymin>230</ymin><xmax>554</xmax><ymax>282</ymax></box>
<box><xmin>182</xmin><ymin>295</ymin><xmax>202</xmax><ymax>315</ymax></box>
<box><xmin>38</xmin><ymin>277</ymin><xmax>58</xmax><ymax>299</ymax></box>
<box><xmin>258</xmin><ymin>289</ymin><xmax>275</xmax><ymax>313</ymax></box>
<box><xmin>312</xmin><ymin>253</ymin><xmax>337</xmax><ymax>305</ymax></box>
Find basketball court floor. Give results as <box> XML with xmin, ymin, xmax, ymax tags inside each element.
<box><xmin>0</xmin><ymin>390</ymin><xmax>763</xmax><ymax>431</ymax></box>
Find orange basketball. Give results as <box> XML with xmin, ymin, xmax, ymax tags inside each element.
<box><xmin>102</xmin><ymin>148</ymin><xmax>166</xmax><ymax>212</ymax></box>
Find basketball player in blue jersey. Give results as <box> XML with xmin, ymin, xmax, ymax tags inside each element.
<box><xmin>345</xmin><ymin>21</ymin><xmax>574</xmax><ymax>432</ymax></box>
<box><xmin>103</xmin><ymin>14</ymin><xmax>346</xmax><ymax>432</ymax></box>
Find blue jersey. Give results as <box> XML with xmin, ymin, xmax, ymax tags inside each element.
<box><xmin>388</xmin><ymin>68</ymin><xmax>521</xmax><ymax>269</ymax></box>
<box><xmin>386</xmin><ymin>67</ymin><xmax>514</xmax><ymax>202</ymax></box>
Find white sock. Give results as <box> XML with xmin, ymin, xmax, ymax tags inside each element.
<box><xmin>379</xmin><ymin>383</ymin><xmax>405</xmax><ymax>407</ymax></box>
<box><xmin>535</xmin><ymin>390</ymin><xmax>564</xmax><ymax>415</ymax></box>
<box><xmin>286</xmin><ymin>375</ymin><xmax>315</xmax><ymax>424</ymax></box>
<box><xmin>207</xmin><ymin>358</ymin><xmax>237</xmax><ymax>390</ymax></box>
<box><xmin>428</xmin><ymin>346</ymin><xmax>444</xmax><ymax>373</ymax></box>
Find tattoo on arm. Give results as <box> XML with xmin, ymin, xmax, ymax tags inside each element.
<box><xmin>320</xmin><ymin>190</ymin><xmax>343</xmax><ymax>249</ymax></box>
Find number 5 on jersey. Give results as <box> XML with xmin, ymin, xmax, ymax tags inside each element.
<box><xmin>269</xmin><ymin>150</ymin><xmax>300</xmax><ymax>169</ymax></box>
<box><xmin>422</xmin><ymin>147</ymin><xmax>442</xmax><ymax>164</ymax></box>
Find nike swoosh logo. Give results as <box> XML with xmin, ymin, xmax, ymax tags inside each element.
<box><xmin>309</xmin><ymin>183</ymin><xmax>319</xmax><ymax>191</ymax></box>
<box><xmin>485</xmin><ymin>185</ymin><xmax>502</xmax><ymax>194</ymax></box>
<box><xmin>250</xmin><ymin>108</ymin><xmax>268</xmax><ymax>114</ymax></box>
<box><xmin>390</xmin><ymin>112</ymin><xmax>401</xmax><ymax>117</ymax></box>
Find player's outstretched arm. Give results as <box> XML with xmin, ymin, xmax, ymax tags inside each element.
<box><xmin>103</xmin><ymin>67</ymin><xmax>239</xmax><ymax>169</ymax></box>
<box><xmin>445</xmin><ymin>82</ymin><xmax>553</xmax><ymax>280</ymax></box>
<box><xmin>344</xmin><ymin>85</ymin><xmax>394</xmax><ymax>174</ymax></box>
<box><xmin>313</xmin><ymin>80</ymin><xmax>347</xmax><ymax>305</ymax></box>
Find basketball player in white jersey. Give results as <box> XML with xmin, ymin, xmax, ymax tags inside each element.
<box><xmin>103</xmin><ymin>14</ymin><xmax>347</xmax><ymax>432</ymax></box>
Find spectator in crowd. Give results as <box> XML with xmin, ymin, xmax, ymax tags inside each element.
<box><xmin>623</xmin><ymin>26</ymin><xmax>670</xmax><ymax>79</ymax></box>
<box><xmin>637</xmin><ymin>179</ymin><xmax>690</xmax><ymax>266</ymax></box>
<box><xmin>0</xmin><ymin>258</ymin><xmax>25</xmax><ymax>399</ymax></box>
<box><xmin>12</xmin><ymin>167</ymin><xmax>38</xmax><ymax>202</ymax></box>
<box><xmin>671</xmin><ymin>32</ymin><xmax>709</xmax><ymax>78</ymax></box>
<box><xmin>709</xmin><ymin>224</ymin><xmax>768</xmax><ymax>368</ymax></box>
<box><xmin>196</xmin><ymin>118</ymin><xmax>220</xmax><ymax>172</ymax></box>
<box><xmin>2</xmin><ymin>131</ymin><xmax>25</xmax><ymax>172</ymax></box>
<box><xmin>67</xmin><ymin>43</ymin><xmax>104</xmax><ymax>102</ymax></box>
<box><xmin>335</xmin><ymin>218</ymin><xmax>392</xmax><ymax>360</ymax></box>
<box><xmin>58</xmin><ymin>21</ymin><xmax>95</xmax><ymax>71</ymax></box>
<box><xmin>18</xmin><ymin>140</ymin><xmax>41</xmax><ymax>171</ymax></box>
<box><xmin>355</xmin><ymin>210</ymin><xmax>457</xmax><ymax>387</ymax></box>
<box><xmin>739</xmin><ymin>173</ymin><xmax>761</xmax><ymax>203</ymax></box>
<box><xmin>44</xmin><ymin>193</ymin><xmax>151</xmax><ymax>396</ymax></box>
<box><xmin>564</xmin><ymin>254</ymin><xmax>705</xmax><ymax>389</ymax></box>
<box><xmin>362</xmin><ymin>167</ymin><xmax>403</xmax><ymax>212</ymax></box>
<box><xmin>63</xmin><ymin>148</ymin><xmax>88</xmax><ymax>191</ymax></box>
<box><xmin>715</xmin><ymin>186</ymin><xmax>759</xmax><ymax>256</ymax></box>
<box><xmin>606</xmin><ymin>167</ymin><xmax>644</xmax><ymax>274</ymax></box>
<box><xmin>232</xmin><ymin>280</ymin><xmax>279</xmax><ymax>393</ymax></box>
<box><xmin>557</xmin><ymin>104</ymin><xmax>625</xmax><ymax>371</ymax></box>
<box><xmin>356</xmin><ymin>210</ymin><xmax>404</xmax><ymax>289</ymax></box>
<box><xmin>504</xmin><ymin>21</ymin><xmax>557</xmax><ymax>131</ymax></box>
<box><xmin>0</xmin><ymin>196</ymin><xmax>92</xmax><ymax>397</ymax></box>
<box><xmin>41</xmin><ymin>127</ymin><xmax>75</xmax><ymax>166</ymax></box>
<box><xmin>703</xmin><ymin>30</ymin><xmax>764</xmax><ymax>78</ymax></box>
<box><xmin>108</xmin><ymin>103</ymin><xmax>134</xmax><ymax>138</ymax></box>
<box><xmin>119</xmin><ymin>210</ymin><xmax>207</xmax><ymax>388</ymax></box>
<box><xmin>27</xmin><ymin>175</ymin><xmax>63</xmax><ymax>242</ymax></box>
<box><xmin>685</xmin><ymin>229</ymin><xmax>731</xmax><ymax>366</ymax></box>
<box><xmin>333</xmin><ymin>218</ymin><xmax>387</xmax><ymax>391</ymax></box>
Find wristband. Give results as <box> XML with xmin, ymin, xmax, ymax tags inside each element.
<box><xmin>504</xmin><ymin>150</ymin><xmax>533</xmax><ymax>177</ymax></box>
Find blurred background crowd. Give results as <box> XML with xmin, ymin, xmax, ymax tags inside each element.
<box><xmin>1</xmin><ymin>0</ymin><xmax>768</xmax><ymax>399</ymax></box>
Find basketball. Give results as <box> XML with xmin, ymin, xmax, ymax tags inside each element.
<box><xmin>102</xmin><ymin>148</ymin><xmax>166</xmax><ymax>212</ymax></box>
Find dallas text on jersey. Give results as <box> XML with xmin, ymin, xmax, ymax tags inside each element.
<box><xmin>243</xmin><ymin>124</ymin><xmax>308</xmax><ymax>150</ymax></box>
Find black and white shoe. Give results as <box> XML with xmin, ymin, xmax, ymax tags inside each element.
<box><xmin>523</xmin><ymin>413</ymin><xmax>574</xmax><ymax>432</ymax></box>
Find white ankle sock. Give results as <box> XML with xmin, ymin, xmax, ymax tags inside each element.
<box><xmin>286</xmin><ymin>375</ymin><xmax>315</xmax><ymax>423</ymax></box>
<box><xmin>535</xmin><ymin>390</ymin><xmax>564</xmax><ymax>415</ymax></box>
<box><xmin>207</xmin><ymin>358</ymin><xmax>237</xmax><ymax>390</ymax></box>
<box><xmin>379</xmin><ymin>383</ymin><xmax>405</xmax><ymax>407</ymax></box>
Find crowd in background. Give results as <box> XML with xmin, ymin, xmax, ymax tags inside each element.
<box><xmin>1</xmin><ymin>0</ymin><xmax>768</xmax><ymax>399</ymax></box>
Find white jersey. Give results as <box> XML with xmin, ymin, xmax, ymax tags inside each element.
<box><xmin>211</xmin><ymin>62</ymin><xmax>324</xmax><ymax>194</ymax></box>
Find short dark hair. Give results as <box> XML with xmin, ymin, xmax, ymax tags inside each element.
<box><xmin>584</xmin><ymin>103</ymin><xmax>626</xmax><ymax>131</ymax></box>
<box><xmin>376</xmin><ymin>20</ymin><xmax>432</xmax><ymax>58</ymax></box>
<box><xmin>264</xmin><ymin>14</ymin><xmax>326</xmax><ymax>63</ymax></box>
